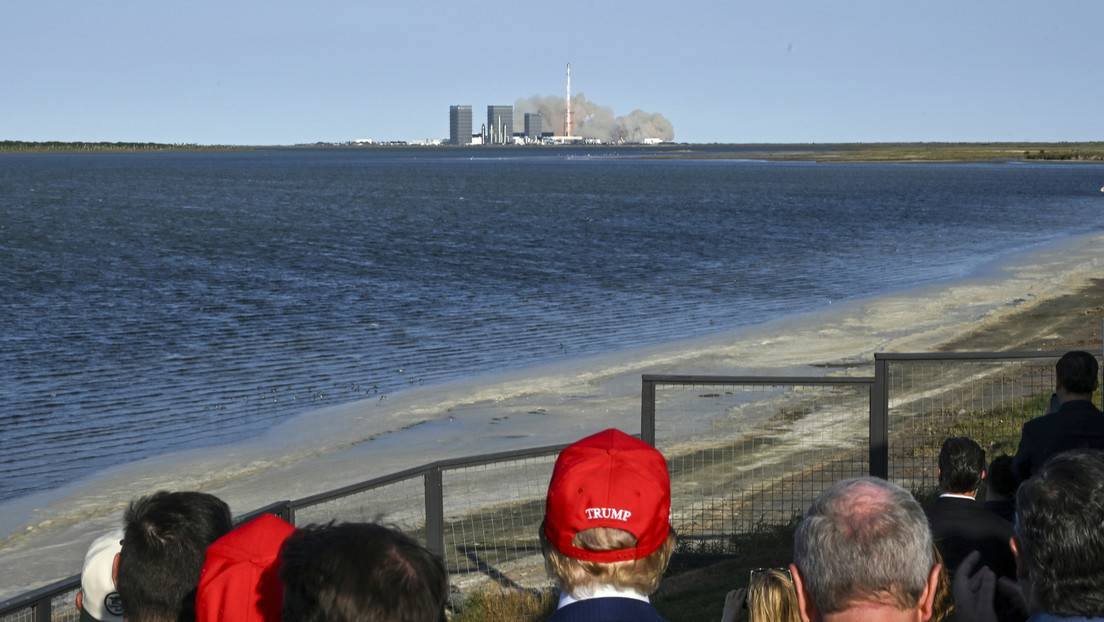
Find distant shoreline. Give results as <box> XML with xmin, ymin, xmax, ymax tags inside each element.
<box><xmin>4</xmin><ymin>140</ymin><xmax>1104</xmax><ymax>162</ymax></box>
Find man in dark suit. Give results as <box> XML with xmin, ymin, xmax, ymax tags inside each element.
<box><xmin>924</xmin><ymin>437</ymin><xmax>1016</xmax><ymax>585</ymax></box>
<box><xmin>1012</xmin><ymin>350</ymin><xmax>1104</xmax><ymax>482</ymax></box>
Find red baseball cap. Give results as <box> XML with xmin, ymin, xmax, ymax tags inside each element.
<box><xmin>196</xmin><ymin>513</ymin><xmax>296</xmax><ymax>622</ymax></box>
<box><xmin>543</xmin><ymin>428</ymin><xmax>671</xmax><ymax>562</ymax></box>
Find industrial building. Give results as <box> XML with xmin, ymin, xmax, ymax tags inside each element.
<box><xmin>446</xmin><ymin>64</ymin><xmax>668</xmax><ymax>145</ymax></box>
<box><xmin>524</xmin><ymin>113</ymin><xmax>542</xmax><ymax>141</ymax></box>
<box><xmin>487</xmin><ymin>106</ymin><xmax>513</xmax><ymax>145</ymax></box>
<box><xmin>449</xmin><ymin>105</ymin><xmax>472</xmax><ymax>145</ymax></box>
<box><xmin>447</xmin><ymin>105</ymin><xmax>547</xmax><ymax>144</ymax></box>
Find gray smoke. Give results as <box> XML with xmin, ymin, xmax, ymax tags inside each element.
<box><xmin>514</xmin><ymin>93</ymin><xmax>675</xmax><ymax>142</ymax></box>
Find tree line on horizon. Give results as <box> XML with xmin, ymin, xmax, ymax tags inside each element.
<box><xmin>0</xmin><ymin>141</ymin><xmax>229</xmax><ymax>153</ymax></box>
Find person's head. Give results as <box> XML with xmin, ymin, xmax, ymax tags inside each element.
<box><xmin>936</xmin><ymin>436</ymin><xmax>986</xmax><ymax>494</ymax></box>
<box><xmin>278</xmin><ymin>522</ymin><xmax>448</xmax><ymax>622</ymax></box>
<box><xmin>1055</xmin><ymin>350</ymin><xmax>1099</xmax><ymax>397</ymax></box>
<box><xmin>78</xmin><ymin>529</ymin><xmax>125</xmax><ymax>622</ymax></box>
<box><xmin>196</xmin><ymin>514</ymin><xmax>296</xmax><ymax>622</ymax></box>
<box><xmin>985</xmin><ymin>454</ymin><xmax>1017</xmax><ymax>501</ymax></box>
<box><xmin>540</xmin><ymin>428</ymin><xmax>675</xmax><ymax>597</ymax></box>
<box><xmin>790</xmin><ymin>477</ymin><xmax>940</xmax><ymax>621</ymax></box>
<box><xmin>747</xmin><ymin>568</ymin><xmax>800</xmax><ymax>622</ymax></box>
<box><xmin>1013</xmin><ymin>449</ymin><xmax>1104</xmax><ymax>617</ymax></box>
<box><xmin>116</xmin><ymin>491</ymin><xmax>233</xmax><ymax>622</ymax></box>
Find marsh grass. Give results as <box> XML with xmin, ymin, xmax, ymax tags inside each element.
<box><xmin>450</xmin><ymin>586</ymin><xmax>558</xmax><ymax>622</ymax></box>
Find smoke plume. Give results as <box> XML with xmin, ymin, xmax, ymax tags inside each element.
<box><xmin>514</xmin><ymin>93</ymin><xmax>675</xmax><ymax>142</ymax></box>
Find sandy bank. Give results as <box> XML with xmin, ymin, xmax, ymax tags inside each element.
<box><xmin>1</xmin><ymin>232</ymin><xmax>1102</xmax><ymax>602</ymax></box>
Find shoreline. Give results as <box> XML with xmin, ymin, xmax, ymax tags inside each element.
<box><xmin>1</xmin><ymin>232</ymin><xmax>1102</xmax><ymax>601</ymax></box>
<box><xmin>5</xmin><ymin>141</ymin><xmax>1104</xmax><ymax>162</ymax></box>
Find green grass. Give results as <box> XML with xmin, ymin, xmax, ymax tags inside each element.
<box><xmin>644</xmin><ymin>142</ymin><xmax>1104</xmax><ymax>163</ymax></box>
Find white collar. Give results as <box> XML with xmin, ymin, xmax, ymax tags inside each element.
<box><xmin>939</xmin><ymin>492</ymin><xmax>976</xmax><ymax>500</ymax></box>
<box><xmin>558</xmin><ymin>585</ymin><xmax>650</xmax><ymax>609</ymax></box>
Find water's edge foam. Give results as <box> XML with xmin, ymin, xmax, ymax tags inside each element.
<box><xmin>1</xmin><ymin>231</ymin><xmax>1101</xmax><ymax>601</ymax></box>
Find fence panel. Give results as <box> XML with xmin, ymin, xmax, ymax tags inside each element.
<box><xmin>290</xmin><ymin>472</ymin><xmax>429</xmax><ymax>536</ymax></box>
<box><xmin>879</xmin><ymin>352</ymin><xmax>1066</xmax><ymax>497</ymax></box>
<box><xmin>439</xmin><ymin>452</ymin><xmax>559</xmax><ymax>594</ymax></box>
<box><xmin>6</xmin><ymin>349</ymin><xmax>1097</xmax><ymax>621</ymax></box>
<box><xmin>644</xmin><ymin>376</ymin><xmax>872</xmax><ymax>554</ymax></box>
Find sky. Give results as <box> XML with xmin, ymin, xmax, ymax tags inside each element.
<box><xmin>3</xmin><ymin>1</ymin><xmax>1103</xmax><ymax>145</ymax></box>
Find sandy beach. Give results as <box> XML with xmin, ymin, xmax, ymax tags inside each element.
<box><xmin>1</xmin><ymin>232</ymin><xmax>1103</xmax><ymax>603</ymax></box>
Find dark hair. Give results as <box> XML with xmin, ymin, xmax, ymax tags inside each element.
<box><xmin>117</xmin><ymin>491</ymin><xmax>233</xmax><ymax>622</ymax></box>
<box><xmin>1056</xmin><ymin>350</ymin><xmax>1099</xmax><ymax>396</ymax></box>
<box><xmin>937</xmin><ymin>436</ymin><xmax>986</xmax><ymax>494</ymax></box>
<box><xmin>1016</xmin><ymin>449</ymin><xmax>1104</xmax><ymax>616</ymax></box>
<box><xmin>279</xmin><ymin>522</ymin><xmax>448</xmax><ymax>622</ymax></box>
<box><xmin>986</xmin><ymin>454</ymin><xmax>1017</xmax><ymax>499</ymax></box>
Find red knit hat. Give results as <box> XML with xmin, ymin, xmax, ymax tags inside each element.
<box><xmin>543</xmin><ymin>428</ymin><xmax>671</xmax><ymax>562</ymax></box>
<box><xmin>196</xmin><ymin>513</ymin><xmax>296</xmax><ymax>622</ymax></box>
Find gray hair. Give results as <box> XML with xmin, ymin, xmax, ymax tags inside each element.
<box><xmin>793</xmin><ymin>477</ymin><xmax>934</xmax><ymax>614</ymax></box>
<box><xmin>1016</xmin><ymin>449</ymin><xmax>1104</xmax><ymax>617</ymax></box>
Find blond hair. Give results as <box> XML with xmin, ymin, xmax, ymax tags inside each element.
<box><xmin>540</xmin><ymin>527</ymin><xmax>676</xmax><ymax>596</ymax></box>
<box><xmin>748</xmin><ymin>569</ymin><xmax>800</xmax><ymax>622</ymax></box>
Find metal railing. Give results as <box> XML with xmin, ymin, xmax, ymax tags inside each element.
<box><xmin>2</xmin><ymin>349</ymin><xmax>1087</xmax><ymax>621</ymax></box>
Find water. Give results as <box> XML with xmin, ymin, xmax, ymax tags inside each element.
<box><xmin>2</xmin><ymin>146</ymin><xmax>1103</xmax><ymax>506</ymax></box>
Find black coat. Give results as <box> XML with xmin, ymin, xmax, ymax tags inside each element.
<box><xmin>924</xmin><ymin>496</ymin><xmax>1016</xmax><ymax>581</ymax></box>
<box><xmin>1012</xmin><ymin>399</ymin><xmax>1104</xmax><ymax>482</ymax></box>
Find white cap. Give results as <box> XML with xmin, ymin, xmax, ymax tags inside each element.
<box><xmin>79</xmin><ymin>529</ymin><xmax>124</xmax><ymax>622</ymax></box>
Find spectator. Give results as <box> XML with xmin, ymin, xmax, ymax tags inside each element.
<box><xmin>720</xmin><ymin>568</ymin><xmax>800</xmax><ymax>622</ymax></box>
<box><xmin>924</xmin><ymin>437</ymin><xmax>1016</xmax><ymax>586</ymax></box>
<box><xmin>540</xmin><ymin>428</ymin><xmax>676</xmax><ymax>622</ymax></box>
<box><xmin>77</xmin><ymin>529</ymin><xmax>125</xmax><ymax>622</ymax></box>
<box><xmin>196</xmin><ymin>513</ymin><xmax>296</xmax><ymax>622</ymax></box>
<box><xmin>955</xmin><ymin>449</ymin><xmax>1104</xmax><ymax>621</ymax></box>
<box><xmin>980</xmin><ymin>455</ymin><xmax>1017</xmax><ymax>523</ymax></box>
<box><xmin>790</xmin><ymin>477</ymin><xmax>942</xmax><ymax>622</ymax></box>
<box><xmin>278</xmin><ymin>521</ymin><xmax>448</xmax><ymax>622</ymax></box>
<box><xmin>930</xmin><ymin>546</ymin><xmax>955</xmax><ymax>622</ymax></box>
<box><xmin>116</xmin><ymin>491</ymin><xmax>233</xmax><ymax>622</ymax></box>
<box><xmin>1012</xmin><ymin>350</ymin><xmax>1104</xmax><ymax>482</ymax></box>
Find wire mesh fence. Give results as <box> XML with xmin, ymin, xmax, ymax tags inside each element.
<box><xmin>440</xmin><ymin>453</ymin><xmax>558</xmax><ymax>593</ymax></box>
<box><xmin>881</xmin><ymin>353</ymin><xmax>1061</xmax><ymax>497</ymax></box>
<box><xmin>4</xmin><ymin>349</ymin><xmax>1093</xmax><ymax>622</ymax></box>
<box><xmin>646</xmin><ymin>378</ymin><xmax>873</xmax><ymax>555</ymax></box>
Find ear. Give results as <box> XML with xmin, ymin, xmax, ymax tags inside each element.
<box><xmin>980</xmin><ymin>468</ymin><xmax>987</xmax><ymax>481</ymax></box>
<box><xmin>789</xmin><ymin>563</ymin><xmax>817</xmax><ymax>622</ymax></box>
<box><xmin>112</xmin><ymin>552</ymin><xmax>120</xmax><ymax>587</ymax></box>
<box><xmin>1010</xmin><ymin>536</ymin><xmax>1027</xmax><ymax>580</ymax></box>
<box><xmin>917</xmin><ymin>562</ymin><xmax>942</xmax><ymax>622</ymax></box>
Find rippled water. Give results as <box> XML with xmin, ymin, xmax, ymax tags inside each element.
<box><xmin>2</xmin><ymin>147</ymin><xmax>1101</xmax><ymax>502</ymax></box>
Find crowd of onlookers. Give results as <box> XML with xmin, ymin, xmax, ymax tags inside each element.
<box><xmin>73</xmin><ymin>350</ymin><xmax>1104</xmax><ymax>622</ymax></box>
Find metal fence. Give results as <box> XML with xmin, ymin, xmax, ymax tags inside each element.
<box><xmin>2</xmin><ymin>349</ymin><xmax>1086</xmax><ymax>621</ymax></box>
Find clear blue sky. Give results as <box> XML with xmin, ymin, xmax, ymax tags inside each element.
<box><xmin>3</xmin><ymin>1</ymin><xmax>1102</xmax><ymax>145</ymax></box>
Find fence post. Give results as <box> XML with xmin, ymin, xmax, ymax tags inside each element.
<box><xmin>641</xmin><ymin>376</ymin><xmax>656</xmax><ymax>446</ymax></box>
<box><xmin>424</xmin><ymin>466</ymin><xmax>445</xmax><ymax>559</ymax></box>
<box><xmin>870</xmin><ymin>355</ymin><xmax>890</xmax><ymax>479</ymax></box>
<box><xmin>35</xmin><ymin>597</ymin><xmax>51</xmax><ymax>622</ymax></box>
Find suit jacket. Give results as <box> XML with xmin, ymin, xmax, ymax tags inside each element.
<box><xmin>1012</xmin><ymin>399</ymin><xmax>1104</xmax><ymax>482</ymax></box>
<box><xmin>980</xmin><ymin>499</ymin><xmax>1015</xmax><ymax>524</ymax></box>
<box><xmin>546</xmin><ymin>597</ymin><xmax>670</xmax><ymax>622</ymax></box>
<box><xmin>924</xmin><ymin>496</ymin><xmax>1016</xmax><ymax>581</ymax></box>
